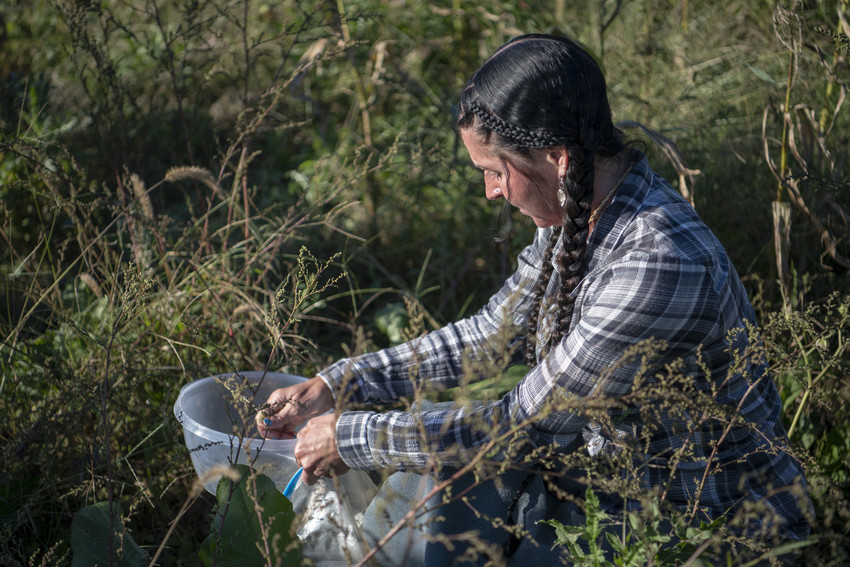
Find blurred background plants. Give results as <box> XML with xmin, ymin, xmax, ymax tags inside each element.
<box><xmin>0</xmin><ymin>0</ymin><xmax>848</xmax><ymax>565</ymax></box>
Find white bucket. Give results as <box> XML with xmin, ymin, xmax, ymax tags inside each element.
<box><xmin>173</xmin><ymin>371</ymin><xmax>305</xmax><ymax>494</ymax></box>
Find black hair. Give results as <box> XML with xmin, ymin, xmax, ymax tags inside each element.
<box><xmin>457</xmin><ymin>34</ymin><xmax>627</xmax><ymax>367</ymax></box>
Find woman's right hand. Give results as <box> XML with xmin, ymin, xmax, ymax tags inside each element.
<box><xmin>256</xmin><ymin>376</ymin><xmax>335</xmax><ymax>440</ymax></box>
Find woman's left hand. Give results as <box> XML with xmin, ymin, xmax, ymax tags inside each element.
<box><xmin>294</xmin><ymin>413</ymin><xmax>350</xmax><ymax>485</ymax></box>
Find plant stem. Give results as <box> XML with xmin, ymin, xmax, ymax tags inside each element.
<box><xmin>786</xmin><ymin>330</ymin><xmax>843</xmax><ymax>439</ymax></box>
<box><xmin>336</xmin><ymin>0</ymin><xmax>372</xmax><ymax>146</ymax></box>
<box><xmin>777</xmin><ymin>50</ymin><xmax>795</xmax><ymax>202</ymax></box>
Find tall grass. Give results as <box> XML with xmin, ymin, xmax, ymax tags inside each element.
<box><xmin>0</xmin><ymin>0</ymin><xmax>848</xmax><ymax>565</ymax></box>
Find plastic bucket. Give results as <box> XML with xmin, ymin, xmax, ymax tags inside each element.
<box><xmin>173</xmin><ymin>371</ymin><xmax>305</xmax><ymax>494</ymax></box>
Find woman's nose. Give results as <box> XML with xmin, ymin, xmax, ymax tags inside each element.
<box><xmin>485</xmin><ymin>181</ymin><xmax>503</xmax><ymax>201</ymax></box>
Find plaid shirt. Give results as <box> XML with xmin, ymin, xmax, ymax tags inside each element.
<box><xmin>319</xmin><ymin>157</ymin><xmax>810</xmax><ymax>538</ymax></box>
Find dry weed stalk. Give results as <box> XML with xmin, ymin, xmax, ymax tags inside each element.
<box><xmin>764</xmin><ymin>3</ymin><xmax>850</xmax><ymax>306</ymax></box>
<box><xmin>618</xmin><ymin>120</ymin><xmax>701</xmax><ymax>207</ymax></box>
<box><xmin>165</xmin><ymin>166</ymin><xmax>227</xmax><ymax>201</ymax></box>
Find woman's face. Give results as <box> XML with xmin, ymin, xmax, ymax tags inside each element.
<box><xmin>461</xmin><ymin>128</ymin><xmax>565</xmax><ymax>228</ymax></box>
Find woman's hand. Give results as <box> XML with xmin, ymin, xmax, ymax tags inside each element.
<box><xmin>256</xmin><ymin>376</ymin><xmax>334</xmax><ymax>440</ymax></box>
<box><xmin>294</xmin><ymin>413</ymin><xmax>349</xmax><ymax>485</ymax></box>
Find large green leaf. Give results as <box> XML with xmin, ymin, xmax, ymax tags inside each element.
<box><xmin>374</xmin><ymin>302</ymin><xmax>409</xmax><ymax>346</ymax></box>
<box><xmin>198</xmin><ymin>465</ymin><xmax>302</xmax><ymax>567</ymax></box>
<box><xmin>71</xmin><ymin>502</ymin><xmax>148</xmax><ymax>567</ymax></box>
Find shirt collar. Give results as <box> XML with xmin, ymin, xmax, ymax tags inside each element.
<box><xmin>585</xmin><ymin>154</ymin><xmax>652</xmax><ymax>264</ymax></box>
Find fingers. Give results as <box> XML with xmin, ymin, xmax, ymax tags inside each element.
<box><xmin>293</xmin><ymin>413</ymin><xmax>349</xmax><ymax>486</ymax></box>
<box><xmin>301</xmin><ymin>463</ymin><xmax>321</xmax><ymax>486</ymax></box>
<box><xmin>257</xmin><ymin>391</ymin><xmax>304</xmax><ymax>428</ymax></box>
<box><xmin>256</xmin><ymin>394</ymin><xmax>300</xmax><ymax>438</ymax></box>
<box><xmin>298</xmin><ymin>456</ymin><xmax>350</xmax><ymax>485</ymax></box>
<box><xmin>258</xmin><ymin>427</ymin><xmax>296</xmax><ymax>440</ymax></box>
<box><xmin>255</xmin><ymin>377</ymin><xmax>334</xmax><ymax>439</ymax></box>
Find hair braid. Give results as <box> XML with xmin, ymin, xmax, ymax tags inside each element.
<box><xmin>548</xmin><ymin>148</ymin><xmax>595</xmax><ymax>351</ymax></box>
<box><xmin>467</xmin><ymin>103</ymin><xmax>568</xmax><ymax>150</ymax></box>
<box><xmin>525</xmin><ymin>227</ymin><xmax>562</xmax><ymax>367</ymax></box>
<box><xmin>525</xmin><ymin>149</ymin><xmax>594</xmax><ymax>366</ymax></box>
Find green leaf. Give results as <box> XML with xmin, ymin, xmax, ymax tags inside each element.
<box><xmin>199</xmin><ymin>465</ymin><xmax>302</xmax><ymax>567</ymax></box>
<box><xmin>71</xmin><ymin>502</ymin><xmax>148</xmax><ymax>567</ymax></box>
<box><xmin>375</xmin><ymin>302</ymin><xmax>409</xmax><ymax>345</ymax></box>
<box><xmin>739</xmin><ymin>539</ymin><xmax>815</xmax><ymax>567</ymax></box>
<box><xmin>608</xmin><ymin>533</ymin><xmax>646</xmax><ymax>567</ymax></box>
<box><xmin>464</xmin><ymin>364</ymin><xmax>527</xmax><ymax>398</ymax></box>
<box><xmin>538</xmin><ymin>518</ymin><xmax>584</xmax><ymax>547</ymax></box>
<box><xmin>583</xmin><ymin>486</ymin><xmax>608</xmax><ymax>540</ymax></box>
<box><xmin>605</xmin><ymin>530</ymin><xmax>626</xmax><ymax>555</ymax></box>
<box><xmin>747</xmin><ymin>65</ymin><xmax>778</xmax><ymax>85</ymax></box>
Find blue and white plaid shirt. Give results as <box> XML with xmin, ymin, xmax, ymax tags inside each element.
<box><xmin>319</xmin><ymin>157</ymin><xmax>810</xmax><ymax>538</ymax></box>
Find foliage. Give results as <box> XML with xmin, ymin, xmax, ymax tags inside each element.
<box><xmin>540</xmin><ymin>488</ymin><xmax>614</xmax><ymax>566</ymax></box>
<box><xmin>538</xmin><ymin>488</ymin><xmax>719</xmax><ymax>567</ymax></box>
<box><xmin>198</xmin><ymin>465</ymin><xmax>301</xmax><ymax>567</ymax></box>
<box><xmin>70</xmin><ymin>502</ymin><xmax>148</xmax><ymax>567</ymax></box>
<box><xmin>764</xmin><ymin>291</ymin><xmax>850</xmax><ymax>565</ymax></box>
<box><xmin>0</xmin><ymin>0</ymin><xmax>849</xmax><ymax>565</ymax></box>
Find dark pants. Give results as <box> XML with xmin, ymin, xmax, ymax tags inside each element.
<box><xmin>360</xmin><ymin>467</ymin><xmax>802</xmax><ymax>566</ymax></box>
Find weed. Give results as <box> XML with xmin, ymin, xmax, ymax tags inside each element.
<box><xmin>1</xmin><ymin>0</ymin><xmax>848</xmax><ymax>565</ymax></box>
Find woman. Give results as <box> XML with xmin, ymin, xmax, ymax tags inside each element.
<box><xmin>258</xmin><ymin>34</ymin><xmax>811</xmax><ymax>565</ymax></box>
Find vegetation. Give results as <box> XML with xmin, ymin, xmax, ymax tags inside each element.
<box><xmin>1</xmin><ymin>0</ymin><xmax>848</xmax><ymax>565</ymax></box>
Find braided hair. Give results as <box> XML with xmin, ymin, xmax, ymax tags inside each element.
<box><xmin>457</xmin><ymin>34</ymin><xmax>627</xmax><ymax>367</ymax></box>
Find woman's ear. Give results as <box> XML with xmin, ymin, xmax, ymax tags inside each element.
<box><xmin>547</xmin><ymin>146</ymin><xmax>569</xmax><ymax>175</ymax></box>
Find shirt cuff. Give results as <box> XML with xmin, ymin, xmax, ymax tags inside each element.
<box><xmin>317</xmin><ymin>360</ymin><xmax>370</xmax><ymax>404</ymax></box>
<box><xmin>335</xmin><ymin>411</ymin><xmax>377</xmax><ymax>470</ymax></box>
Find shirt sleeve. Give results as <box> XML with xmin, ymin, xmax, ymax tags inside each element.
<box><xmin>328</xmin><ymin>242</ymin><xmax>726</xmax><ymax>471</ymax></box>
<box><xmin>318</xmin><ymin>228</ymin><xmax>554</xmax><ymax>404</ymax></box>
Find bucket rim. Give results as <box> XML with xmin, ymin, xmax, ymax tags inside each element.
<box><xmin>173</xmin><ymin>371</ymin><xmax>305</xmax><ymax>451</ymax></box>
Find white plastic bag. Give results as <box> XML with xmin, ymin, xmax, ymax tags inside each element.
<box><xmin>291</xmin><ymin>471</ymin><xmax>379</xmax><ymax>566</ymax></box>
